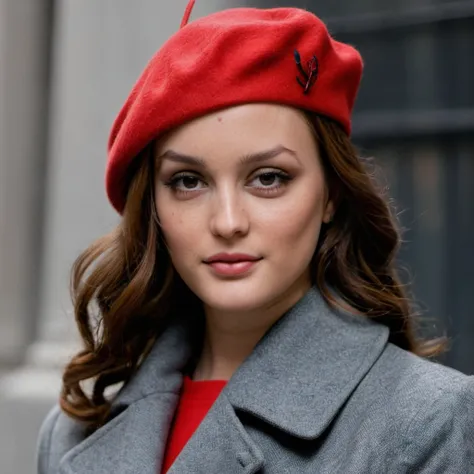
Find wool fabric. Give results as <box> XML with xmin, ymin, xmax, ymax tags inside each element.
<box><xmin>106</xmin><ymin>0</ymin><xmax>363</xmax><ymax>214</ymax></box>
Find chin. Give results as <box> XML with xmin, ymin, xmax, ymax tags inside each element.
<box><xmin>192</xmin><ymin>278</ymin><xmax>276</xmax><ymax>314</ymax></box>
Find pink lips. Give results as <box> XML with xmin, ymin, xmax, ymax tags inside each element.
<box><xmin>204</xmin><ymin>253</ymin><xmax>262</xmax><ymax>277</ymax></box>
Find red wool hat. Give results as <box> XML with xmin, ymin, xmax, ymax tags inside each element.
<box><xmin>106</xmin><ymin>0</ymin><xmax>363</xmax><ymax>214</ymax></box>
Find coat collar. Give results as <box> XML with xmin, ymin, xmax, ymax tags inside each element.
<box><xmin>59</xmin><ymin>322</ymin><xmax>192</xmax><ymax>474</ymax></box>
<box><xmin>224</xmin><ymin>286</ymin><xmax>390</xmax><ymax>439</ymax></box>
<box><xmin>59</xmin><ymin>286</ymin><xmax>389</xmax><ymax>474</ymax></box>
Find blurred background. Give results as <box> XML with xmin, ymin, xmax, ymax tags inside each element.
<box><xmin>0</xmin><ymin>0</ymin><xmax>473</xmax><ymax>472</ymax></box>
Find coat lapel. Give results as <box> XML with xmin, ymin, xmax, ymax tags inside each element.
<box><xmin>58</xmin><ymin>286</ymin><xmax>390</xmax><ymax>474</ymax></box>
<box><xmin>225</xmin><ymin>286</ymin><xmax>390</xmax><ymax>439</ymax></box>
<box><xmin>58</xmin><ymin>322</ymin><xmax>192</xmax><ymax>474</ymax></box>
<box><xmin>59</xmin><ymin>393</ymin><xmax>178</xmax><ymax>474</ymax></box>
<box><xmin>166</xmin><ymin>394</ymin><xmax>264</xmax><ymax>474</ymax></box>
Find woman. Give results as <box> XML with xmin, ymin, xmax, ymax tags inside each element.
<box><xmin>37</xmin><ymin>1</ymin><xmax>474</xmax><ymax>473</ymax></box>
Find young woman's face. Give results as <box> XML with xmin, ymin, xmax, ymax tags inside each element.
<box><xmin>154</xmin><ymin>104</ymin><xmax>333</xmax><ymax>314</ymax></box>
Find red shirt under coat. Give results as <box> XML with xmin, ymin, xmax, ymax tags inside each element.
<box><xmin>161</xmin><ymin>376</ymin><xmax>227</xmax><ymax>473</ymax></box>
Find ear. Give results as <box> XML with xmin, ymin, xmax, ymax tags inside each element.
<box><xmin>322</xmin><ymin>199</ymin><xmax>335</xmax><ymax>224</ymax></box>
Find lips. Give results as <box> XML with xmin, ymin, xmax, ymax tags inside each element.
<box><xmin>204</xmin><ymin>253</ymin><xmax>261</xmax><ymax>264</ymax></box>
<box><xmin>204</xmin><ymin>253</ymin><xmax>262</xmax><ymax>277</ymax></box>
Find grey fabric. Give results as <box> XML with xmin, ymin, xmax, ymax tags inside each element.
<box><xmin>36</xmin><ymin>287</ymin><xmax>474</xmax><ymax>473</ymax></box>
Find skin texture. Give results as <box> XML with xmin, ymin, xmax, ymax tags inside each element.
<box><xmin>154</xmin><ymin>103</ymin><xmax>334</xmax><ymax>380</ymax></box>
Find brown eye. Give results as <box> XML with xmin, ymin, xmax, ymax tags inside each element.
<box><xmin>182</xmin><ymin>176</ymin><xmax>200</xmax><ymax>189</ymax></box>
<box><xmin>166</xmin><ymin>173</ymin><xmax>206</xmax><ymax>193</ymax></box>
<box><xmin>248</xmin><ymin>170</ymin><xmax>292</xmax><ymax>190</ymax></box>
<box><xmin>258</xmin><ymin>173</ymin><xmax>277</xmax><ymax>186</ymax></box>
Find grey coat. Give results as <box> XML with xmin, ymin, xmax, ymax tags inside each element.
<box><xmin>37</xmin><ymin>287</ymin><xmax>474</xmax><ymax>473</ymax></box>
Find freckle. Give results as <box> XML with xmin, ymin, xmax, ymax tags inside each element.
<box><xmin>217</xmin><ymin>117</ymin><xmax>223</xmax><ymax>123</ymax></box>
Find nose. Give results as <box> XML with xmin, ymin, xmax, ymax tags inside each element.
<box><xmin>209</xmin><ymin>187</ymin><xmax>250</xmax><ymax>240</ymax></box>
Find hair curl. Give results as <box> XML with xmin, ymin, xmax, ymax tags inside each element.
<box><xmin>60</xmin><ymin>114</ymin><xmax>445</xmax><ymax>431</ymax></box>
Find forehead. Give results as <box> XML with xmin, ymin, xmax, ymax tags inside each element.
<box><xmin>155</xmin><ymin>103</ymin><xmax>318</xmax><ymax>160</ymax></box>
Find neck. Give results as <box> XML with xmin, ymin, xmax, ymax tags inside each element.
<box><xmin>192</xmin><ymin>281</ymin><xmax>310</xmax><ymax>381</ymax></box>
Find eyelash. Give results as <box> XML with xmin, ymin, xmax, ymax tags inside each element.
<box><xmin>164</xmin><ymin>169</ymin><xmax>293</xmax><ymax>196</ymax></box>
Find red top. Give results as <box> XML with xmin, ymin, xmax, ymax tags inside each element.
<box><xmin>160</xmin><ymin>376</ymin><xmax>227</xmax><ymax>473</ymax></box>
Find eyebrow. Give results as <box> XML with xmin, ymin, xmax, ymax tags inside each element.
<box><xmin>157</xmin><ymin>145</ymin><xmax>298</xmax><ymax>167</ymax></box>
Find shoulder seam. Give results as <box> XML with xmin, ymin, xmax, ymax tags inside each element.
<box><xmin>397</xmin><ymin>375</ymin><xmax>474</xmax><ymax>468</ymax></box>
<box><xmin>404</xmin><ymin>375</ymin><xmax>474</xmax><ymax>439</ymax></box>
<box><xmin>394</xmin><ymin>385</ymin><xmax>444</xmax><ymax>469</ymax></box>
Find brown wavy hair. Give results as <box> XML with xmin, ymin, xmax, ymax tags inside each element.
<box><xmin>60</xmin><ymin>113</ymin><xmax>445</xmax><ymax>431</ymax></box>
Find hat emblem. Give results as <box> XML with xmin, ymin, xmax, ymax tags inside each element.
<box><xmin>294</xmin><ymin>50</ymin><xmax>319</xmax><ymax>94</ymax></box>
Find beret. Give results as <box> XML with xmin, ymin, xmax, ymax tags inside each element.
<box><xmin>106</xmin><ymin>0</ymin><xmax>363</xmax><ymax>214</ymax></box>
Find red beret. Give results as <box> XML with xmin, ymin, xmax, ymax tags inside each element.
<box><xmin>106</xmin><ymin>0</ymin><xmax>363</xmax><ymax>214</ymax></box>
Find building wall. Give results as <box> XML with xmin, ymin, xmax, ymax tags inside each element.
<box><xmin>0</xmin><ymin>2</ymin><xmax>229</xmax><ymax>473</ymax></box>
<box><xmin>0</xmin><ymin>0</ymin><xmax>473</xmax><ymax>472</ymax></box>
<box><xmin>0</xmin><ymin>0</ymin><xmax>52</xmax><ymax>366</ymax></box>
<box><xmin>257</xmin><ymin>0</ymin><xmax>474</xmax><ymax>373</ymax></box>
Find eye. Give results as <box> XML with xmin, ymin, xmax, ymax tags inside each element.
<box><xmin>165</xmin><ymin>173</ymin><xmax>206</xmax><ymax>193</ymax></box>
<box><xmin>179</xmin><ymin>176</ymin><xmax>201</xmax><ymax>189</ymax></box>
<box><xmin>248</xmin><ymin>170</ymin><xmax>292</xmax><ymax>191</ymax></box>
<box><xmin>258</xmin><ymin>173</ymin><xmax>278</xmax><ymax>186</ymax></box>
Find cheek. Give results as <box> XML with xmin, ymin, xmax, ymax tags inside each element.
<box><xmin>254</xmin><ymin>187</ymin><xmax>325</xmax><ymax>248</ymax></box>
<box><xmin>155</xmin><ymin>193</ymin><xmax>180</xmax><ymax>251</ymax></box>
<box><xmin>155</xmin><ymin>196</ymin><xmax>201</xmax><ymax>257</ymax></box>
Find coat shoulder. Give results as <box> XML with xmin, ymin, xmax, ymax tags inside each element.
<box><xmin>349</xmin><ymin>342</ymin><xmax>474</xmax><ymax>435</ymax></box>
<box><xmin>378</xmin><ymin>343</ymin><xmax>473</xmax><ymax>397</ymax></box>
<box><xmin>37</xmin><ymin>404</ymin><xmax>86</xmax><ymax>474</ymax></box>
<box><xmin>365</xmin><ymin>344</ymin><xmax>474</xmax><ymax>472</ymax></box>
